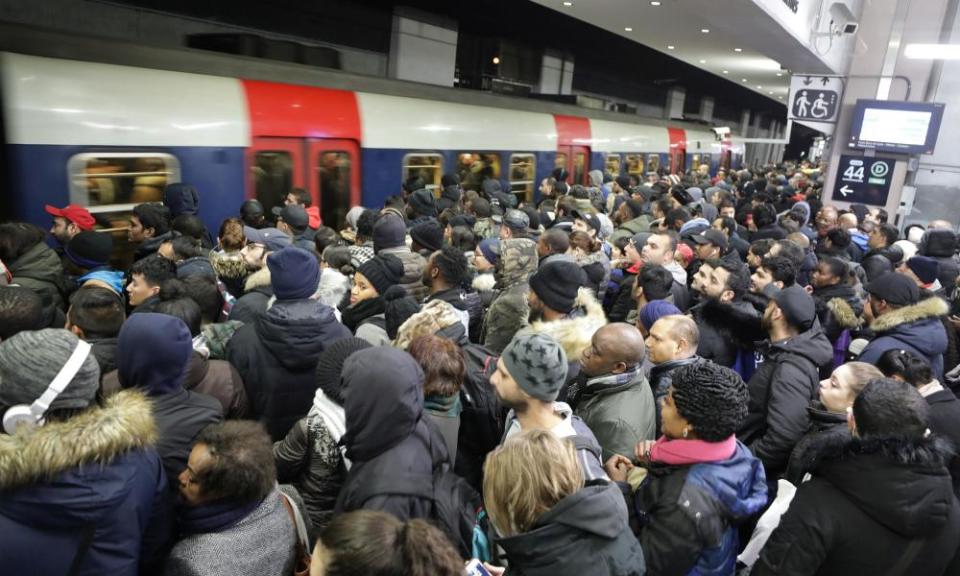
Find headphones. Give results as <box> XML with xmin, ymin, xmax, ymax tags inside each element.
<box><xmin>2</xmin><ymin>340</ymin><xmax>92</xmax><ymax>434</ymax></box>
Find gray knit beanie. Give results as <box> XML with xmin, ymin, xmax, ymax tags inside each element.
<box><xmin>502</xmin><ymin>332</ymin><xmax>568</xmax><ymax>402</ymax></box>
<box><xmin>0</xmin><ymin>329</ymin><xmax>100</xmax><ymax>410</ymax></box>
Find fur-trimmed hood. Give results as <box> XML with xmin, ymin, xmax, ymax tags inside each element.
<box><xmin>243</xmin><ymin>266</ymin><xmax>271</xmax><ymax>293</ymax></box>
<box><xmin>827</xmin><ymin>297</ymin><xmax>862</xmax><ymax>329</ymax></box>
<box><xmin>870</xmin><ymin>296</ymin><xmax>948</xmax><ymax>333</ymax></box>
<box><xmin>472</xmin><ymin>272</ymin><xmax>496</xmax><ymax>293</ymax></box>
<box><xmin>528</xmin><ymin>288</ymin><xmax>607</xmax><ymax>360</ymax></box>
<box><xmin>210</xmin><ymin>250</ymin><xmax>248</xmax><ymax>280</ymax></box>
<box><xmin>0</xmin><ymin>390</ymin><xmax>156</xmax><ymax>491</ymax></box>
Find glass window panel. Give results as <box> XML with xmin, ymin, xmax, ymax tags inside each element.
<box><xmin>403</xmin><ymin>153</ymin><xmax>443</xmax><ymax>196</ymax></box>
<box><xmin>605</xmin><ymin>154</ymin><xmax>621</xmax><ymax>176</ymax></box>
<box><xmin>646</xmin><ymin>154</ymin><xmax>661</xmax><ymax>174</ymax></box>
<box><xmin>555</xmin><ymin>153</ymin><xmax>567</xmax><ymax>172</ymax></box>
<box><xmin>625</xmin><ymin>154</ymin><xmax>644</xmax><ymax>176</ymax></box>
<box><xmin>573</xmin><ymin>152</ymin><xmax>586</xmax><ymax>186</ymax></box>
<box><xmin>253</xmin><ymin>151</ymin><xmax>293</xmax><ymax>215</ymax></box>
<box><xmin>69</xmin><ymin>153</ymin><xmax>179</xmax><ymax>210</ymax></box>
<box><xmin>457</xmin><ymin>152</ymin><xmax>501</xmax><ymax>193</ymax></box>
<box><xmin>318</xmin><ymin>150</ymin><xmax>351</xmax><ymax>230</ymax></box>
<box><xmin>509</xmin><ymin>153</ymin><xmax>536</xmax><ymax>205</ymax></box>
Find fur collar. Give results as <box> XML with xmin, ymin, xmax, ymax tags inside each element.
<box><xmin>815</xmin><ymin>433</ymin><xmax>952</xmax><ymax>469</ymax></box>
<box><xmin>529</xmin><ymin>288</ymin><xmax>607</xmax><ymax>360</ymax></box>
<box><xmin>472</xmin><ymin>272</ymin><xmax>496</xmax><ymax>292</ymax></box>
<box><xmin>697</xmin><ymin>298</ymin><xmax>765</xmax><ymax>347</ymax></box>
<box><xmin>870</xmin><ymin>297</ymin><xmax>948</xmax><ymax>333</ymax></box>
<box><xmin>827</xmin><ymin>297</ymin><xmax>862</xmax><ymax>329</ymax></box>
<box><xmin>0</xmin><ymin>390</ymin><xmax>156</xmax><ymax>490</ymax></box>
<box><xmin>243</xmin><ymin>266</ymin><xmax>271</xmax><ymax>293</ymax></box>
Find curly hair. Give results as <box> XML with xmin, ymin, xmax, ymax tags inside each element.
<box><xmin>670</xmin><ymin>361</ymin><xmax>748</xmax><ymax>441</ymax></box>
<box><xmin>194</xmin><ymin>421</ymin><xmax>276</xmax><ymax>503</ymax></box>
<box><xmin>432</xmin><ymin>245</ymin><xmax>468</xmax><ymax>286</ymax></box>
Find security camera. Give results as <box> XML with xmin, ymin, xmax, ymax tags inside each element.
<box><xmin>829</xmin><ymin>2</ymin><xmax>859</xmax><ymax>35</ymax></box>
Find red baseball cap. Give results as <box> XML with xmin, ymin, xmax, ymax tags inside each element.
<box><xmin>44</xmin><ymin>204</ymin><xmax>95</xmax><ymax>231</ymax></box>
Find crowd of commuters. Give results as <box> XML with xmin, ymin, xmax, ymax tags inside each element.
<box><xmin>1</xmin><ymin>163</ymin><xmax>960</xmax><ymax>575</ymax></box>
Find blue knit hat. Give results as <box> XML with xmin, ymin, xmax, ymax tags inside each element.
<box><xmin>639</xmin><ymin>300</ymin><xmax>682</xmax><ymax>331</ymax></box>
<box><xmin>478</xmin><ymin>237</ymin><xmax>501</xmax><ymax>266</ymax></box>
<box><xmin>267</xmin><ymin>246</ymin><xmax>320</xmax><ymax>300</ymax></box>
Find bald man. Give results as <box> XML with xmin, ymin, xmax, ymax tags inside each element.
<box><xmin>575</xmin><ymin>323</ymin><xmax>656</xmax><ymax>460</ymax></box>
<box><xmin>646</xmin><ymin>315</ymin><xmax>701</xmax><ymax>436</ymax></box>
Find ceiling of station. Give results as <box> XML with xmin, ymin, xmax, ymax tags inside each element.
<box><xmin>529</xmin><ymin>0</ymin><xmax>838</xmax><ymax>105</ymax></box>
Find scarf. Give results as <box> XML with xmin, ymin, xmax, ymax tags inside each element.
<box><xmin>917</xmin><ymin>379</ymin><xmax>945</xmax><ymax>398</ymax></box>
<box><xmin>425</xmin><ymin>393</ymin><xmax>462</xmax><ymax>417</ymax></box>
<box><xmin>340</xmin><ymin>296</ymin><xmax>384</xmax><ymax>333</ymax></box>
<box><xmin>309</xmin><ymin>387</ymin><xmax>352</xmax><ymax>470</ymax></box>
<box><xmin>649</xmin><ymin>434</ymin><xmax>737</xmax><ymax>466</ymax></box>
<box><xmin>571</xmin><ymin>365</ymin><xmax>642</xmax><ymax>405</ymax></box>
<box><xmin>177</xmin><ymin>495</ymin><xmax>263</xmax><ymax>535</ymax></box>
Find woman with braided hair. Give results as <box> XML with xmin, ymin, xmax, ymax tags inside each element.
<box><xmin>605</xmin><ymin>360</ymin><xmax>768</xmax><ymax>576</ymax></box>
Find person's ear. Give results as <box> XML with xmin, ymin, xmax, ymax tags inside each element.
<box><xmin>774</xmin><ymin>280</ymin><xmax>784</xmax><ymax>290</ymax></box>
<box><xmin>143</xmin><ymin>226</ymin><xmax>156</xmax><ymax>239</ymax></box>
<box><xmin>68</xmin><ymin>324</ymin><xmax>85</xmax><ymax>339</ymax></box>
<box><xmin>721</xmin><ymin>289</ymin><xmax>735</xmax><ymax>303</ymax></box>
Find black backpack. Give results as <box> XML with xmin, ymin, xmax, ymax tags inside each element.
<box><xmin>455</xmin><ymin>343</ymin><xmax>505</xmax><ymax>491</ymax></box>
<box><xmin>350</xmin><ymin>465</ymin><xmax>483</xmax><ymax>558</ymax></box>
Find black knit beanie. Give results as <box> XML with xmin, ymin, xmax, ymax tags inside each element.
<box><xmin>528</xmin><ymin>260</ymin><xmax>587</xmax><ymax>314</ymax></box>
<box><xmin>358</xmin><ymin>253</ymin><xmax>404</xmax><ymax>296</ymax></box>
<box><xmin>384</xmin><ymin>285</ymin><xmax>422</xmax><ymax>340</ymax></box>
<box><xmin>315</xmin><ymin>337</ymin><xmax>372</xmax><ymax>405</ymax></box>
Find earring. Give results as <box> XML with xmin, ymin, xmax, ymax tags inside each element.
<box><xmin>682</xmin><ymin>428</ymin><xmax>689</xmax><ymax>439</ymax></box>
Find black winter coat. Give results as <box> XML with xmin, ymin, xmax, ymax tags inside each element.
<box><xmin>783</xmin><ymin>403</ymin><xmax>848</xmax><ymax>486</ymax></box>
<box><xmin>738</xmin><ymin>322</ymin><xmax>833</xmax><ymax>479</ymax></box>
<box><xmin>921</xmin><ymin>228</ymin><xmax>960</xmax><ymax>289</ymax></box>
<box><xmin>228</xmin><ymin>299</ymin><xmax>351</xmax><ymax>440</ymax></box>
<box><xmin>753</xmin><ymin>436</ymin><xmax>960</xmax><ymax>576</ymax></box>
<box><xmin>926</xmin><ymin>388</ymin><xmax>960</xmax><ymax>495</ymax></box>
<box><xmin>690</xmin><ymin>298</ymin><xmax>764</xmax><ymax>369</ymax></box>
<box><xmin>497</xmin><ymin>483</ymin><xmax>646</xmax><ymax>576</ymax></box>
<box><xmin>860</xmin><ymin>246</ymin><xmax>900</xmax><ymax>282</ymax></box>
<box><xmin>812</xmin><ymin>282</ymin><xmax>863</xmax><ymax>343</ymax></box>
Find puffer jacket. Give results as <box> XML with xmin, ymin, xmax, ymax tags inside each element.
<box><xmin>182</xmin><ymin>351</ymin><xmax>250</xmax><ymax>419</ymax></box>
<box><xmin>860</xmin><ymin>246</ymin><xmax>902</xmax><ymax>282</ymax></box>
<box><xmin>482</xmin><ymin>238</ymin><xmax>538</xmax><ymax>354</ymax></box>
<box><xmin>228</xmin><ymin>299</ymin><xmax>350</xmax><ymax>440</ymax></box>
<box><xmin>753</xmin><ymin>435</ymin><xmax>960</xmax><ymax>576</ymax></box>
<box><xmin>164</xmin><ymin>486</ymin><xmax>295</xmax><ymax>576</ymax></box>
<box><xmin>575</xmin><ymin>369</ymin><xmax>656</xmax><ymax>461</ymax></box>
<box><xmin>275</xmin><ymin>411</ymin><xmax>346</xmax><ymax>529</ymax></box>
<box><xmin>379</xmin><ymin>245</ymin><xmax>428</xmax><ymax>301</ymax></box>
<box><xmin>858</xmin><ymin>297</ymin><xmax>949</xmax><ymax>378</ymax></box>
<box><xmin>0</xmin><ymin>391</ymin><xmax>172</xmax><ymax>576</ymax></box>
<box><xmin>335</xmin><ymin>347</ymin><xmax>449</xmax><ymax>521</ymax></box>
<box><xmin>8</xmin><ymin>241</ymin><xmax>67</xmax><ymax>312</ymax></box>
<box><xmin>738</xmin><ymin>322</ymin><xmax>833</xmax><ymax>480</ymax></box>
<box><xmin>497</xmin><ymin>482</ymin><xmax>646</xmax><ymax>576</ymax></box>
<box><xmin>921</xmin><ymin>228</ymin><xmax>960</xmax><ymax>290</ymax></box>
<box><xmin>627</xmin><ymin>441</ymin><xmax>768</xmax><ymax>576</ymax></box>
<box><xmin>427</xmin><ymin>286</ymin><xmax>485</xmax><ymax>345</ymax></box>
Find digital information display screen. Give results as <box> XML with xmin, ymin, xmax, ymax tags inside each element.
<box><xmin>848</xmin><ymin>100</ymin><xmax>945</xmax><ymax>155</ymax></box>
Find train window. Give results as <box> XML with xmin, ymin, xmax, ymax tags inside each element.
<box><xmin>403</xmin><ymin>153</ymin><xmax>443</xmax><ymax>196</ymax></box>
<box><xmin>625</xmin><ymin>154</ymin><xmax>644</xmax><ymax>177</ymax></box>
<box><xmin>457</xmin><ymin>152</ymin><xmax>501</xmax><ymax>193</ymax></box>
<box><xmin>68</xmin><ymin>153</ymin><xmax>180</xmax><ymax>211</ymax></box>
<box><xmin>509</xmin><ymin>153</ymin><xmax>536</xmax><ymax>205</ymax></box>
<box><xmin>691</xmin><ymin>154</ymin><xmax>701</xmax><ymax>172</ymax></box>
<box><xmin>573</xmin><ymin>152</ymin><xmax>586</xmax><ymax>186</ymax></box>
<box><xmin>253</xmin><ymin>151</ymin><xmax>293</xmax><ymax>215</ymax></box>
<box><xmin>605</xmin><ymin>154</ymin><xmax>621</xmax><ymax>176</ymax></box>
<box><xmin>555</xmin><ymin>153</ymin><xmax>567</xmax><ymax>174</ymax></box>
<box><xmin>646</xmin><ymin>154</ymin><xmax>661</xmax><ymax>174</ymax></box>
<box><xmin>318</xmin><ymin>151</ymin><xmax>351</xmax><ymax>230</ymax></box>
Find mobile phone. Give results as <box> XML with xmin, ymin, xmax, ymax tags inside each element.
<box><xmin>465</xmin><ymin>559</ymin><xmax>493</xmax><ymax>576</ymax></box>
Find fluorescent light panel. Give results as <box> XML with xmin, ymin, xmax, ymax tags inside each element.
<box><xmin>904</xmin><ymin>44</ymin><xmax>960</xmax><ymax>59</ymax></box>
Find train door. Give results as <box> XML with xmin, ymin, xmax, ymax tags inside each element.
<box><xmin>249</xmin><ymin>138</ymin><xmax>305</xmax><ymax>216</ymax></box>
<box><xmin>307</xmin><ymin>139</ymin><xmax>361</xmax><ymax>230</ymax></box>
<box><xmin>667</xmin><ymin>127</ymin><xmax>686</xmax><ymax>175</ymax></box>
<box><xmin>556</xmin><ymin>144</ymin><xmax>590</xmax><ymax>185</ymax></box>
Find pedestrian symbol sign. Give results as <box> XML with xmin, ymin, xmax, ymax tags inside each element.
<box><xmin>789</xmin><ymin>75</ymin><xmax>844</xmax><ymax>124</ymax></box>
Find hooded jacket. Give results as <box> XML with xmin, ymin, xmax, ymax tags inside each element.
<box><xmin>753</xmin><ymin>436</ymin><xmax>960</xmax><ymax>576</ymax></box>
<box><xmin>228</xmin><ymin>299</ymin><xmax>350</xmax><ymax>440</ymax></box>
<box><xmin>116</xmin><ymin>314</ymin><xmax>223</xmax><ymax>482</ymax></box>
<box><xmin>182</xmin><ymin>351</ymin><xmax>250</xmax><ymax>419</ymax></box>
<box><xmin>163</xmin><ymin>183</ymin><xmax>200</xmax><ymax>217</ymax></box>
<box><xmin>335</xmin><ymin>347</ymin><xmax>449</xmax><ymax>521</ymax></box>
<box><xmin>482</xmin><ymin>238</ymin><xmax>538</xmax><ymax>354</ymax></box>
<box><xmin>812</xmin><ymin>282</ymin><xmax>863</xmax><ymax>343</ymax></box>
<box><xmin>921</xmin><ymin>228</ymin><xmax>960</xmax><ymax>289</ymax></box>
<box><xmin>860</xmin><ymin>245</ymin><xmax>902</xmax><ymax>282</ymax></box>
<box><xmin>9</xmin><ymin>241</ymin><xmax>67</xmax><ymax>312</ymax></box>
<box><xmin>610</xmin><ymin>215</ymin><xmax>652</xmax><ymax>244</ymax></box>
<box><xmin>783</xmin><ymin>402</ymin><xmax>849</xmax><ymax>486</ymax></box>
<box><xmin>0</xmin><ymin>391</ymin><xmax>172</xmax><ymax>576</ymax></box>
<box><xmin>859</xmin><ymin>297</ymin><xmax>949</xmax><ymax>378</ymax></box>
<box><xmin>738</xmin><ymin>322</ymin><xmax>833</xmax><ymax>479</ymax></box>
<box><xmin>228</xmin><ymin>267</ymin><xmax>273</xmax><ymax>324</ymax></box>
<box><xmin>575</xmin><ymin>369</ymin><xmax>656</xmax><ymax>461</ymax></box>
<box><xmin>497</xmin><ymin>482</ymin><xmax>646</xmax><ymax>576</ymax></box>
<box><xmin>691</xmin><ymin>298</ymin><xmax>765</xmax><ymax>370</ymax></box>
<box><xmin>134</xmin><ymin>231</ymin><xmax>173</xmax><ymax>261</ymax></box>
<box><xmin>427</xmin><ymin>286</ymin><xmax>485</xmax><ymax>345</ymax></box>
<box><xmin>378</xmin><ymin>245</ymin><xmax>429</xmax><ymax>302</ymax></box>
<box><xmin>629</xmin><ymin>442</ymin><xmax>767</xmax><ymax>576</ymax></box>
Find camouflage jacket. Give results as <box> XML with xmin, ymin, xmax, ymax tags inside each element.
<box><xmin>481</xmin><ymin>238</ymin><xmax>537</xmax><ymax>354</ymax></box>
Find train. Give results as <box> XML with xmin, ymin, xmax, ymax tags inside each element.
<box><xmin>0</xmin><ymin>25</ymin><xmax>745</xmax><ymax>238</ymax></box>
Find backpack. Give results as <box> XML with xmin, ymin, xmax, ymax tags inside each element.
<box><xmin>456</xmin><ymin>343</ymin><xmax>505</xmax><ymax>491</ymax></box>
<box><xmin>350</xmin><ymin>465</ymin><xmax>485</xmax><ymax>558</ymax></box>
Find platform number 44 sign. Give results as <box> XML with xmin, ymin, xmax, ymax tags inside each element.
<box><xmin>789</xmin><ymin>75</ymin><xmax>844</xmax><ymax>124</ymax></box>
<box><xmin>833</xmin><ymin>155</ymin><xmax>893</xmax><ymax>206</ymax></box>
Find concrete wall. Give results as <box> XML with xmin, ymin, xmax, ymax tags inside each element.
<box><xmin>388</xmin><ymin>11</ymin><xmax>457</xmax><ymax>86</ymax></box>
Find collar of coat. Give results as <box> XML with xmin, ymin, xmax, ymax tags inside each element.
<box><xmin>0</xmin><ymin>390</ymin><xmax>156</xmax><ymax>491</ymax></box>
<box><xmin>869</xmin><ymin>296</ymin><xmax>948</xmax><ymax>333</ymax></box>
<box><xmin>243</xmin><ymin>266</ymin><xmax>271</xmax><ymax>293</ymax></box>
<box><xmin>528</xmin><ymin>287</ymin><xmax>607</xmax><ymax>361</ymax></box>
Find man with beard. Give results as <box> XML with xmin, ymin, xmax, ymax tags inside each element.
<box><xmin>738</xmin><ymin>285</ymin><xmax>833</xmax><ymax>487</ymax></box>
<box><xmin>422</xmin><ymin>245</ymin><xmax>483</xmax><ymax>342</ymax></box>
<box><xmin>491</xmin><ymin>331</ymin><xmax>607</xmax><ymax>480</ymax></box>
<box><xmin>227</xmin><ymin>227</ymin><xmax>291</xmax><ymax>323</ymax></box>
<box><xmin>609</xmin><ymin>199</ymin><xmax>651</xmax><ymax>244</ymax></box>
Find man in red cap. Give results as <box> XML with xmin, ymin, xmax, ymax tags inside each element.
<box><xmin>45</xmin><ymin>204</ymin><xmax>95</xmax><ymax>246</ymax></box>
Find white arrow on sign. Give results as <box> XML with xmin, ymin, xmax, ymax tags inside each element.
<box><xmin>840</xmin><ymin>185</ymin><xmax>853</xmax><ymax>197</ymax></box>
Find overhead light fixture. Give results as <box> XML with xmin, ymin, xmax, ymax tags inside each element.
<box><xmin>624</xmin><ymin>27</ymin><xmax>633</xmax><ymax>32</ymax></box>
<box><xmin>734</xmin><ymin>48</ymin><xmax>742</xmax><ymax>52</ymax></box>
<box><xmin>562</xmin><ymin>1</ymin><xmax>573</xmax><ymax>5</ymax></box>
<box><xmin>775</xmin><ymin>72</ymin><xmax>783</xmax><ymax>77</ymax></box>
<box><xmin>492</xmin><ymin>57</ymin><xmax>500</xmax><ymax>64</ymax></box>
<box><xmin>742</xmin><ymin>78</ymin><xmax>748</xmax><ymax>82</ymax></box>
<box><xmin>757</xmin><ymin>85</ymin><xmax>763</xmax><ymax>89</ymax></box>
<box><xmin>650</xmin><ymin>0</ymin><xmax>661</xmax><ymax>5</ymax></box>
<box><xmin>778</xmin><ymin>96</ymin><xmax>784</xmax><ymax>100</ymax></box>
<box><xmin>701</xmin><ymin>28</ymin><xmax>710</xmax><ymax>33</ymax></box>
<box><xmin>768</xmin><ymin>91</ymin><xmax>774</xmax><ymax>95</ymax></box>
<box><xmin>904</xmin><ymin>43</ymin><xmax>960</xmax><ymax>59</ymax></box>
<box><xmin>699</xmin><ymin>59</ymin><xmax>707</xmax><ymax>64</ymax></box>
<box><xmin>667</xmin><ymin>45</ymin><xmax>675</xmax><ymax>50</ymax></box>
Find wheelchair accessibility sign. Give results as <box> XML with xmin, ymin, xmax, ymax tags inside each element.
<box><xmin>789</xmin><ymin>76</ymin><xmax>843</xmax><ymax>123</ymax></box>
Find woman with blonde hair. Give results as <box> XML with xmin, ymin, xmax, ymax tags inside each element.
<box><xmin>483</xmin><ymin>429</ymin><xmax>645</xmax><ymax>576</ymax></box>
